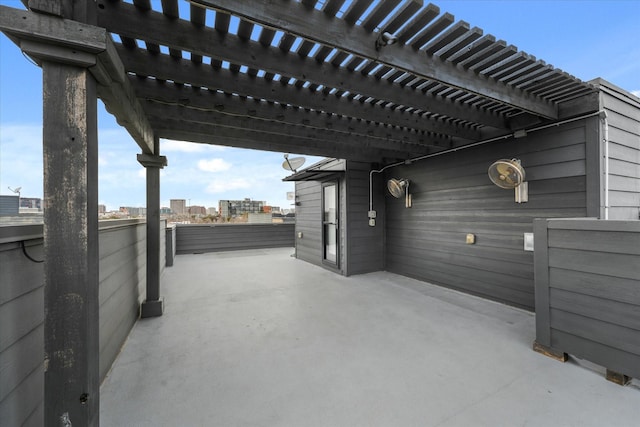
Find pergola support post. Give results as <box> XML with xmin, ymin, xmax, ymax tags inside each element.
<box><xmin>42</xmin><ymin>61</ymin><xmax>100</xmax><ymax>426</ymax></box>
<box><xmin>138</xmin><ymin>144</ymin><xmax>168</xmax><ymax>318</ymax></box>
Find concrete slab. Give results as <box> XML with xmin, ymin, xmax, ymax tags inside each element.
<box><xmin>100</xmin><ymin>248</ymin><xmax>640</xmax><ymax>426</ymax></box>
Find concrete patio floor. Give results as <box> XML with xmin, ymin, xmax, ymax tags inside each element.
<box><xmin>100</xmin><ymin>248</ymin><xmax>640</xmax><ymax>426</ymax></box>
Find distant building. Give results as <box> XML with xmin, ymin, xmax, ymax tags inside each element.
<box><xmin>20</xmin><ymin>197</ymin><xmax>42</xmax><ymax>210</ymax></box>
<box><xmin>189</xmin><ymin>205</ymin><xmax>206</xmax><ymax>216</ymax></box>
<box><xmin>207</xmin><ymin>207</ymin><xmax>218</xmax><ymax>216</ymax></box>
<box><xmin>219</xmin><ymin>198</ymin><xmax>265</xmax><ymax>218</ymax></box>
<box><xmin>120</xmin><ymin>206</ymin><xmax>146</xmax><ymax>217</ymax></box>
<box><xmin>160</xmin><ymin>207</ymin><xmax>172</xmax><ymax>215</ymax></box>
<box><xmin>0</xmin><ymin>195</ymin><xmax>19</xmax><ymax>216</ymax></box>
<box><xmin>170</xmin><ymin>199</ymin><xmax>186</xmax><ymax>215</ymax></box>
<box><xmin>98</xmin><ymin>204</ymin><xmax>106</xmax><ymax>214</ymax></box>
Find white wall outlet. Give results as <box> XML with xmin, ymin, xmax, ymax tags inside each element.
<box><xmin>524</xmin><ymin>233</ymin><xmax>534</xmax><ymax>251</ymax></box>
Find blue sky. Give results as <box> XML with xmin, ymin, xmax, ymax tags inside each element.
<box><xmin>1</xmin><ymin>0</ymin><xmax>639</xmax><ymax>211</ymax></box>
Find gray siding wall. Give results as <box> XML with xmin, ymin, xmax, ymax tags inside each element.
<box><xmin>294</xmin><ymin>177</ymin><xmax>346</xmax><ymax>274</ymax></box>
<box><xmin>166</xmin><ymin>224</ymin><xmax>176</xmax><ymax>266</ymax></box>
<box><xmin>345</xmin><ymin>161</ymin><xmax>385</xmax><ymax>275</ymax></box>
<box><xmin>176</xmin><ymin>223</ymin><xmax>294</xmax><ymax>254</ymax></box>
<box><xmin>0</xmin><ymin>219</ymin><xmax>162</xmax><ymax>426</ymax></box>
<box><xmin>385</xmin><ymin>120</ymin><xmax>595</xmax><ymax>310</ymax></box>
<box><xmin>294</xmin><ymin>165</ymin><xmax>380</xmax><ymax>276</ymax></box>
<box><xmin>0</xmin><ymin>228</ymin><xmax>44</xmax><ymax>427</ymax></box>
<box><xmin>600</xmin><ymin>84</ymin><xmax>640</xmax><ymax>219</ymax></box>
<box><xmin>98</xmin><ymin>220</ymin><xmax>147</xmax><ymax>381</ymax></box>
<box><xmin>534</xmin><ymin>218</ymin><xmax>640</xmax><ymax>378</ymax></box>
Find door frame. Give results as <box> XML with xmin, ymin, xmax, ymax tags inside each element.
<box><xmin>321</xmin><ymin>180</ymin><xmax>339</xmax><ymax>268</ymax></box>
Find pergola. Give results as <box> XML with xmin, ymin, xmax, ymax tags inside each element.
<box><xmin>0</xmin><ymin>0</ymin><xmax>598</xmax><ymax>425</ymax></box>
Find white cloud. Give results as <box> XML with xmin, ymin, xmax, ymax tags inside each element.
<box><xmin>197</xmin><ymin>158</ymin><xmax>232</xmax><ymax>172</ymax></box>
<box><xmin>0</xmin><ymin>124</ymin><xmax>43</xmax><ymax>198</ymax></box>
<box><xmin>161</xmin><ymin>139</ymin><xmax>225</xmax><ymax>153</ymax></box>
<box><xmin>205</xmin><ymin>178</ymin><xmax>252</xmax><ymax>193</ymax></box>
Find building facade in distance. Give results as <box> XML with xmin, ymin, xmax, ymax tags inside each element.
<box><xmin>170</xmin><ymin>199</ymin><xmax>186</xmax><ymax>215</ymax></box>
<box><xmin>219</xmin><ymin>198</ymin><xmax>265</xmax><ymax>218</ymax></box>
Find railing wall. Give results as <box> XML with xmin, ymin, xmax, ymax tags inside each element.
<box><xmin>175</xmin><ymin>223</ymin><xmax>295</xmax><ymax>254</ymax></box>
<box><xmin>0</xmin><ymin>219</ymin><xmax>166</xmax><ymax>426</ymax></box>
<box><xmin>534</xmin><ymin>218</ymin><xmax>640</xmax><ymax>380</ymax></box>
<box><xmin>0</xmin><ymin>224</ymin><xmax>44</xmax><ymax>426</ymax></box>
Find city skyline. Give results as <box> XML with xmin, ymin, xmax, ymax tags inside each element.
<box><xmin>1</xmin><ymin>0</ymin><xmax>639</xmax><ymax>212</ymax></box>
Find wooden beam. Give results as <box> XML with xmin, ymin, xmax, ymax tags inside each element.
<box><xmin>0</xmin><ymin>5</ymin><xmax>104</xmax><ymax>52</ymax></box>
<box><xmin>97</xmin><ymin>1</ymin><xmax>500</xmax><ymax>131</ymax></box>
<box><xmin>0</xmin><ymin>5</ymin><xmax>155</xmax><ymax>154</ymax></box>
<box><xmin>132</xmin><ymin>79</ymin><xmax>452</xmax><ymax>149</ymax></box>
<box><xmin>190</xmin><ymin>0</ymin><xmax>559</xmax><ymax>118</ymax></box>
<box><xmin>118</xmin><ymin>47</ymin><xmax>478</xmax><ymax>141</ymax></box>
<box><xmin>142</xmin><ymin>101</ymin><xmax>435</xmax><ymax>155</ymax></box>
<box><xmin>152</xmin><ymin>118</ymin><xmax>415</xmax><ymax>161</ymax></box>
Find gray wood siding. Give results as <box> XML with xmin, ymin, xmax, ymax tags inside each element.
<box><xmin>176</xmin><ymin>223</ymin><xmax>294</xmax><ymax>254</ymax></box>
<box><xmin>0</xmin><ymin>219</ymin><xmax>161</xmax><ymax>426</ymax></box>
<box><xmin>385</xmin><ymin>121</ymin><xmax>592</xmax><ymax>310</ymax></box>
<box><xmin>295</xmin><ymin>180</ymin><xmax>324</xmax><ymax>269</ymax></box>
<box><xmin>534</xmin><ymin>218</ymin><xmax>640</xmax><ymax>378</ymax></box>
<box><xmin>345</xmin><ymin>161</ymin><xmax>385</xmax><ymax>275</ymax></box>
<box><xmin>0</xmin><ymin>236</ymin><xmax>44</xmax><ymax>427</ymax></box>
<box><xmin>98</xmin><ymin>221</ymin><xmax>148</xmax><ymax>381</ymax></box>
<box><xmin>601</xmin><ymin>84</ymin><xmax>640</xmax><ymax>219</ymax></box>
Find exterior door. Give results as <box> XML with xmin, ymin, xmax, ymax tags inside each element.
<box><xmin>322</xmin><ymin>182</ymin><xmax>339</xmax><ymax>266</ymax></box>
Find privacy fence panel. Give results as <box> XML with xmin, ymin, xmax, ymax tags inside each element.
<box><xmin>534</xmin><ymin>218</ymin><xmax>640</xmax><ymax>379</ymax></box>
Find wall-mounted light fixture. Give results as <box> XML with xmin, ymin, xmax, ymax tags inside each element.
<box><xmin>387</xmin><ymin>178</ymin><xmax>412</xmax><ymax>208</ymax></box>
<box><xmin>488</xmin><ymin>158</ymin><xmax>528</xmax><ymax>203</ymax></box>
<box><xmin>375</xmin><ymin>31</ymin><xmax>398</xmax><ymax>50</ymax></box>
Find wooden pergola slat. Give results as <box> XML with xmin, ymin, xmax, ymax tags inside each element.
<box><xmin>117</xmin><ymin>47</ymin><xmax>482</xmax><ymax>140</ymax></box>
<box><xmin>97</xmin><ymin>2</ymin><xmax>506</xmax><ymax>132</ymax></box>
<box><xmin>189</xmin><ymin>0</ymin><xmax>560</xmax><ymax>119</ymax></box>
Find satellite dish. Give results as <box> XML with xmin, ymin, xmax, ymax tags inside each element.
<box><xmin>488</xmin><ymin>159</ymin><xmax>526</xmax><ymax>189</ymax></box>
<box><xmin>488</xmin><ymin>159</ymin><xmax>528</xmax><ymax>203</ymax></box>
<box><xmin>387</xmin><ymin>178</ymin><xmax>412</xmax><ymax>208</ymax></box>
<box><xmin>282</xmin><ymin>154</ymin><xmax>306</xmax><ymax>173</ymax></box>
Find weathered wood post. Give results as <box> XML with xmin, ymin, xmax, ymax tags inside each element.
<box><xmin>137</xmin><ymin>140</ymin><xmax>167</xmax><ymax>317</ymax></box>
<box><xmin>42</xmin><ymin>57</ymin><xmax>100</xmax><ymax>427</ymax></box>
<box><xmin>23</xmin><ymin>2</ymin><xmax>102</xmax><ymax>425</ymax></box>
<box><xmin>1</xmin><ymin>1</ymin><xmax>158</xmax><ymax>423</ymax></box>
